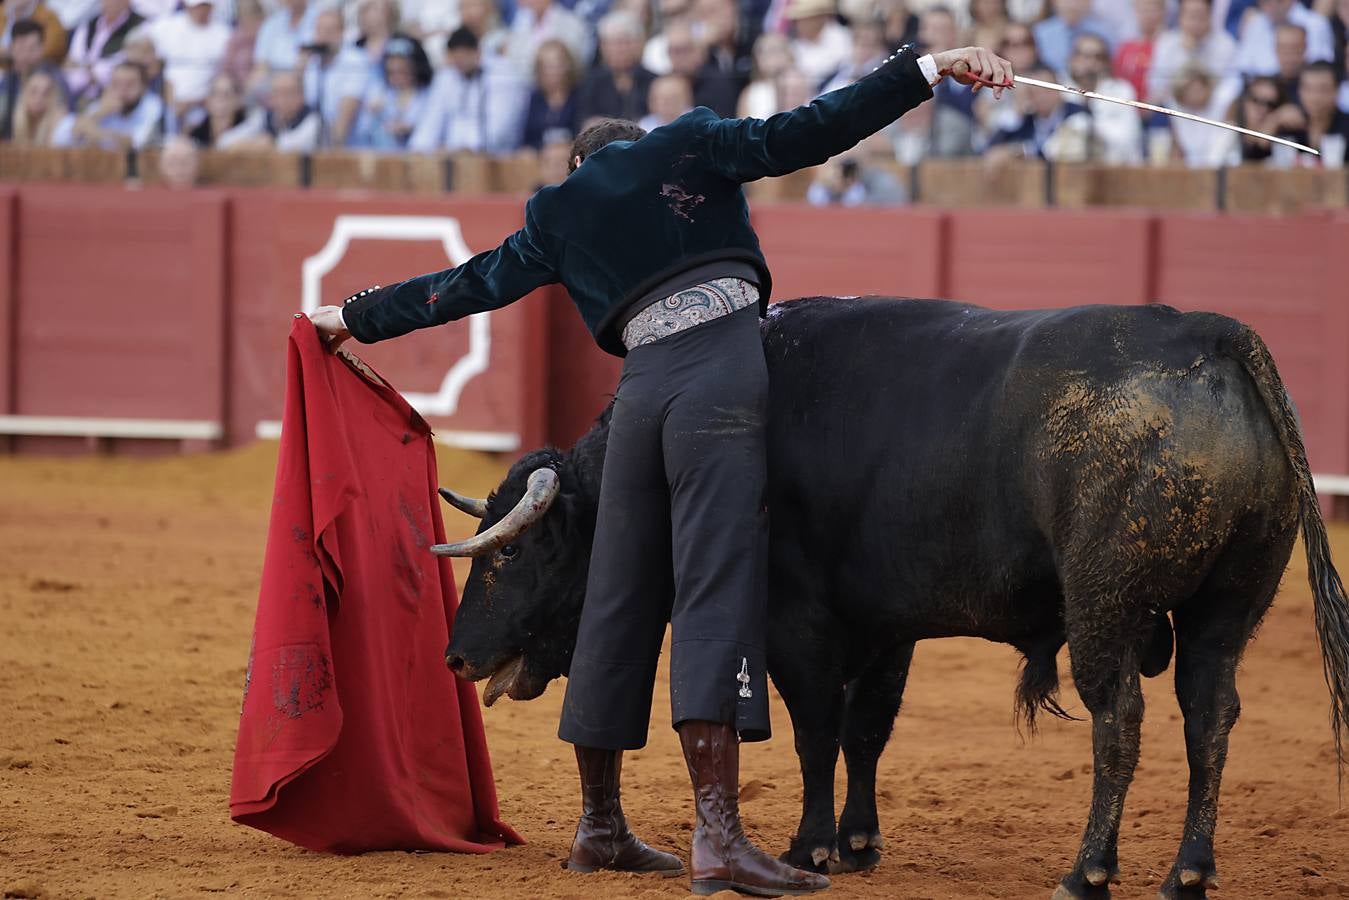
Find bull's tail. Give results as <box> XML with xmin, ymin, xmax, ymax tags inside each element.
<box><xmin>1015</xmin><ymin>640</ymin><xmax>1078</xmax><ymax>734</ymax></box>
<box><xmin>1229</xmin><ymin>324</ymin><xmax>1349</xmax><ymax>783</ymax></box>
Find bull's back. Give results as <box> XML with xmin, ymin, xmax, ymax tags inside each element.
<box><xmin>760</xmin><ymin>297</ymin><xmax>1295</xmax><ymax>633</ymax></box>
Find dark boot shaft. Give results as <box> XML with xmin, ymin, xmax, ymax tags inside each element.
<box><xmin>678</xmin><ymin>721</ymin><xmax>831</xmax><ymax>896</ymax></box>
<box><xmin>567</xmin><ymin>745</ymin><xmax>685</xmax><ymax>876</ymax></box>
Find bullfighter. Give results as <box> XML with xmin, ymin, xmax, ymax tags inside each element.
<box><xmin>309</xmin><ymin>41</ymin><xmax>1012</xmax><ymax>897</ymax></box>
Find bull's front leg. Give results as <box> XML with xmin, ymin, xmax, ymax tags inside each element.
<box><xmin>836</xmin><ymin>640</ymin><xmax>914</xmax><ymax>872</ymax></box>
<box><xmin>769</xmin><ymin>617</ymin><xmax>846</xmax><ymax>875</ymax></box>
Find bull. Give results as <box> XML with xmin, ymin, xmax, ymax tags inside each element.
<box><xmin>433</xmin><ymin>297</ymin><xmax>1349</xmax><ymax>900</ymax></box>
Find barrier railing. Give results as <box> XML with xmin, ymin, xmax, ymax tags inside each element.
<box><xmin>4</xmin><ymin>145</ymin><xmax>1345</xmax><ymax>213</ymax></box>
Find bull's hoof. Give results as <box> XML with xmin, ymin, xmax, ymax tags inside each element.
<box><xmin>828</xmin><ymin>823</ymin><xmax>882</xmax><ymax>874</ymax></box>
<box><xmin>780</xmin><ymin>837</ymin><xmax>837</xmax><ymax>876</ymax></box>
<box><xmin>1159</xmin><ymin>862</ymin><xmax>1218</xmax><ymax>899</ymax></box>
<box><xmin>1053</xmin><ymin>869</ymin><xmax>1115</xmax><ymax>900</ymax></box>
<box><xmin>830</xmin><ymin>830</ymin><xmax>882</xmax><ymax>874</ymax></box>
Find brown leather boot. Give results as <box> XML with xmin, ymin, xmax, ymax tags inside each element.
<box><xmin>564</xmin><ymin>745</ymin><xmax>685</xmax><ymax>876</ymax></box>
<box><xmin>679</xmin><ymin>720</ymin><xmax>831</xmax><ymax>897</ymax></box>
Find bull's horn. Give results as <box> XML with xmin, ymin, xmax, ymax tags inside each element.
<box><xmin>438</xmin><ymin>486</ymin><xmax>488</xmax><ymax>519</ymax></box>
<box><xmin>431</xmin><ymin>468</ymin><xmax>559</xmax><ymax>557</ymax></box>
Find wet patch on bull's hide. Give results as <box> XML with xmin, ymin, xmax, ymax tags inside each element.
<box><xmin>1040</xmin><ymin>374</ymin><xmax>1235</xmax><ymax>565</ymax></box>
<box><xmin>270</xmin><ymin>646</ymin><xmax>331</xmax><ymax>719</ymax></box>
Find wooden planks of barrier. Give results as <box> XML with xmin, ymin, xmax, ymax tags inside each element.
<box><xmin>1054</xmin><ymin>163</ymin><xmax>1219</xmax><ymax>211</ymax></box>
<box><xmin>1225</xmin><ymin>166</ymin><xmax>1349</xmax><ymax>215</ymax></box>
<box><xmin>0</xmin><ymin>146</ymin><xmax>125</xmax><ymax>184</ymax></box>
<box><xmin>915</xmin><ymin>158</ymin><xmax>1046</xmax><ymax>208</ymax></box>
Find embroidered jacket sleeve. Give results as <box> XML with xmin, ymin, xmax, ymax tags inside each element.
<box><xmin>699</xmin><ymin>46</ymin><xmax>936</xmax><ymax>183</ymax></box>
<box><xmin>340</xmin><ymin>200</ymin><xmax>558</xmax><ymax>344</ymax></box>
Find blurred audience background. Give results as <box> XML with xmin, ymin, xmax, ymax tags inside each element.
<box><xmin>2</xmin><ymin>0</ymin><xmax>1345</xmax><ymax>195</ymax></box>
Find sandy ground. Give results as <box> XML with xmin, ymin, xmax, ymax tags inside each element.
<box><xmin>1</xmin><ymin>442</ymin><xmax>1347</xmax><ymax>900</ymax></box>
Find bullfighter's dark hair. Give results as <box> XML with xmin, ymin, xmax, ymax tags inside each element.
<box><xmin>569</xmin><ymin>119</ymin><xmax>647</xmax><ymax>172</ymax></box>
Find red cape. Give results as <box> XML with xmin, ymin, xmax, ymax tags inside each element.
<box><xmin>230</xmin><ymin>317</ymin><xmax>522</xmax><ymax>854</ymax></box>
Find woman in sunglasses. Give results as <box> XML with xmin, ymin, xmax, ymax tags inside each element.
<box><xmin>1228</xmin><ymin>76</ymin><xmax>1289</xmax><ymax>162</ymax></box>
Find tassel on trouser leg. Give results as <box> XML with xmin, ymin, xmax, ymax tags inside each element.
<box><xmin>564</xmin><ymin>745</ymin><xmax>685</xmax><ymax>876</ymax></box>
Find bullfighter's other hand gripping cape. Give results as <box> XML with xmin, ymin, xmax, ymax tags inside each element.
<box><xmin>229</xmin><ymin>316</ymin><xmax>521</xmax><ymax>854</ymax></box>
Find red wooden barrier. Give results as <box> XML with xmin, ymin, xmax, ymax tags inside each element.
<box><xmin>545</xmin><ymin>290</ymin><xmax>620</xmax><ymax>450</ymax></box>
<box><xmin>226</xmin><ymin>189</ymin><xmax>550</xmax><ymax>453</ymax></box>
<box><xmin>1154</xmin><ymin>211</ymin><xmax>1349</xmax><ymax>481</ymax></box>
<box><xmin>0</xmin><ymin>186</ymin><xmax>1345</xmax><ymax>514</ymax></box>
<box><xmin>944</xmin><ymin>208</ymin><xmax>1154</xmax><ymax>309</ymax></box>
<box><xmin>750</xmin><ymin>204</ymin><xmax>945</xmax><ymax>301</ymax></box>
<box><xmin>0</xmin><ymin>189</ymin><xmax>14</xmax><ymax>418</ymax></box>
<box><xmin>3</xmin><ymin>184</ymin><xmax>228</xmax><ymax>453</ymax></box>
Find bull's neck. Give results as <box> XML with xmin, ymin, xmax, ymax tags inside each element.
<box><xmin>564</xmin><ymin>412</ymin><xmax>611</xmax><ymax>514</ymax></box>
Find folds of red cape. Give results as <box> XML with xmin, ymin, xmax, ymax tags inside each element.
<box><xmin>229</xmin><ymin>316</ymin><xmax>522</xmax><ymax>854</ymax></box>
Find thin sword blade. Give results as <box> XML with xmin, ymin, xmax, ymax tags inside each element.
<box><xmin>1012</xmin><ymin>74</ymin><xmax>1320</xmax><ymax>157</ymax></box>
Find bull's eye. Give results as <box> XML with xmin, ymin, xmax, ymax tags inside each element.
<box><xmin>500</xmin><ymin>544</ymin><xmax>520</xmax><ymax>560</ymax></box>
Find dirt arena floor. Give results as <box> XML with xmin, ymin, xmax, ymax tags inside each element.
<box><xmin>2</xmin><ymin>442</ymin><xmax>1347</xmax><ymax>900</ymax></box>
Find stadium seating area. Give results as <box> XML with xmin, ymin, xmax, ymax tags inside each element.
<box><xmin>1</xmin><ymin>0</ymin><xmax>1347</xmax><ymax>203</ymax></box>
<box><xmin>1</xmin><ymin>143</ymin><xmax>1345</xmax><ymax>212</ymax></box>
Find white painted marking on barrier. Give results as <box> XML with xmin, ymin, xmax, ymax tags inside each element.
<box><xmin>0</xmin><ymin>415</ymin><xmax>221</xmax><ymax>440</ymax></box>
<box><xmin>254</xmin><ymin>420</ymin><xmax>283</xmax><ymax>441</ymax></box>
<box><xmin>301</xmin><ymin>214</ymin><xmax>495</xmax><ymax>420</ymax></box>
<box><xmin>433</xmin><ymin>431</ymin><xmax>520</xmax><ymax>452</ymax></box>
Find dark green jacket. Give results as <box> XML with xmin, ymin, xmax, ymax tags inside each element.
<box><xmin>342</xmin><ymin>47</ymin><xmax>933</xmax><ymax>357</ymax></box>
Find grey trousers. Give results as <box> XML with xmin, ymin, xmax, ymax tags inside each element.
<box><xmin>557</xmin><ymin>303</ymin><xmax>772</xmax><ymax>750</ymax></box>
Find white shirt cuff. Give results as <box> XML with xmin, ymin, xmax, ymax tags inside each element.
<box><xmin>339</xmin><ymin>308</ymin><xmax>348</xmax><ymax>330</ymax></box>
<box><xmin>917</xmin><ymin>54</ymin><xmax>940</xmax><ymax>86</ymax></box>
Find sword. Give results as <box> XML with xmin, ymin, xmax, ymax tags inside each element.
<box><xmin>950</xmin><ymin>61</ymin><xmax>1320</xmax><ymax>157</ymax></box>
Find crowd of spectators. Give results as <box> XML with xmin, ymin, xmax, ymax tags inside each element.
<box><xmin>0</xmin><ymin>0</ymin><xmax>1346</xmax><ymax>197</ymax></box>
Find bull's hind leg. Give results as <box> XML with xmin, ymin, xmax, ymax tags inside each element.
<box><xmin>1055</xmin><ymin>601</ymin><xmax>1147</xmax><ymax>900</ymax></box>
<box><xmin>1159</xmin><ymin>542</ymin><xmax>1286</xmax><ymax>900</ymax></box>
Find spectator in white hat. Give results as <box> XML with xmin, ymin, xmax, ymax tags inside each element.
<box><xmin>785</xmin><ymin>0</ymin><xmax>852</xmax><ymax>85</ymax></box>
<box><xmin>147</xmin><ymin>0</ymin><xmax>231</xmax><ymax>118</ymax></box>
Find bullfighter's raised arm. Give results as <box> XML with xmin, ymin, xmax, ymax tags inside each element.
<box><xmin>337</xmin><ymin>201</ymin><xmax>558</xmax><ymax>346</ymax></box>
<box><xmin>698</xmin><ymin>46</ymin><xmax>1011</xmax><ymax>184</ymax></box>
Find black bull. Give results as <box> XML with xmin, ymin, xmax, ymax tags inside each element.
<box><xmin>438</xmin><ymin>297</ymin><xmax>1349</xmax><ymax>900</ymax></box>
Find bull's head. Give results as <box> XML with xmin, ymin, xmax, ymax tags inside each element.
<box><xmin>435</xmin><ymin>442</ymin><xmax>602</xmax><ymax>707</ymax></box>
